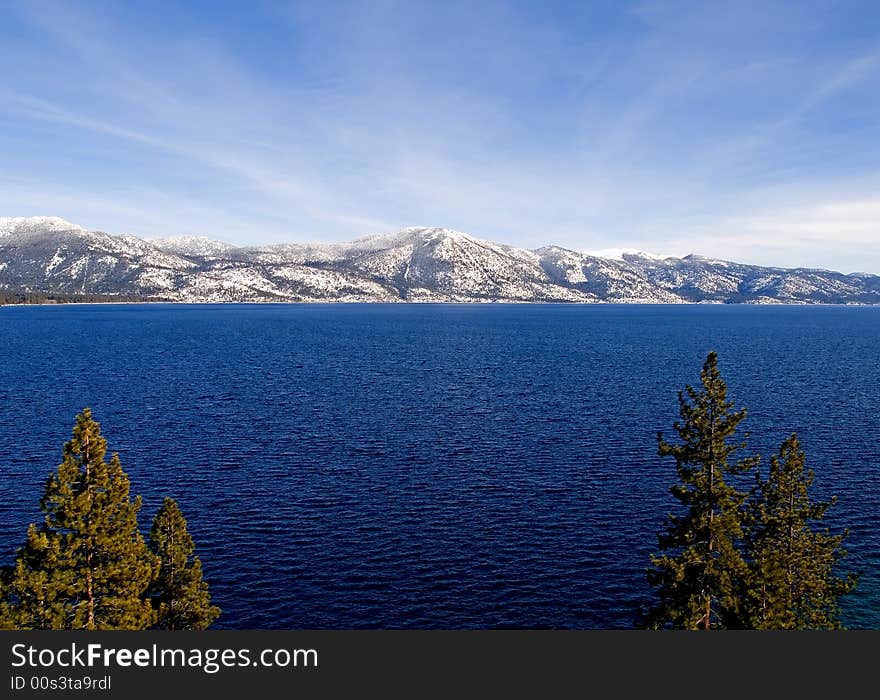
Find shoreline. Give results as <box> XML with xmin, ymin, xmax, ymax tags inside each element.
<box><xmin>3</xmin><ymin>299</ymin><xmax>879</xmax><ymax>308</ymax></box>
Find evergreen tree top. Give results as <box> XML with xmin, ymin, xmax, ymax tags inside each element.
<box><xmin>149</xmin><ymin>497</ymin><xmax>219</xmax><ymax>630</ymax></box>
<box><xmin>2</xmin><ymin>407</ymin><xmax>156</xmax><ymax>630</ymax></box>
<box><xmin>659</xmin><ymin>350</ymin><xmax>758</xmax><ymax>480</ymax></box>
<box><xmin>646</xmin><ymin>354</ymin><xmax>856</xmax><ymax>630</ymax></box>
<box><xmin>151</xmin><ymin>498</ymin><xmax>196</xmax><ymax>560</ymax></box>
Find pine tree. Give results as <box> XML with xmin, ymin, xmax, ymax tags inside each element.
<box><xmin>644</xmin><ymin>352</ymin><xmax>759</xmax><ymax>629</ymax></box>
<box><xmin>0</xmin><ymin>566</ymin><xmax>9</xmax><ymax>629</ymax></box>
<box><xmin>1</xmin><ymin>408</ymin><xmax>157</xmax><ymax>629</ymax></box>
<box><xmin>149</xmin><ymin>497</ymin><xmax>220</xmax><ymax>630</ymax></box>
<box><xmin>0</xmin><ymin>525</ymin><xmax>70</xmax><ymax>629</ymax></box>
<box><xmin>744</xmin><ymin>434</ymin><xmax>856</xmax><ymax>629</ymax></box>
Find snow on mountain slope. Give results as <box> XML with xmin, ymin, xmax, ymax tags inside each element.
<box><xmin>1</xmin><ymin>217</ymin><xmax>878</xmax><ymax>304</ymax></box>
<box><xmin>0</xmin><ymin>216</ymin><xmax>86</xmax><ymax>237</ymax></box>
<box><xmin>583</xmin><ymin>247</ymin><xmax>672</xmax><ymax>262</ymax></box>
<box><xmin>536</xmin><ymin>246</ymin><xmax>684</xmax><ymax>302</ymax></box>
<box><xmin>150</xmin><ymin>236</ymin><xmax>236</xmax><ymax>259</ymax></box>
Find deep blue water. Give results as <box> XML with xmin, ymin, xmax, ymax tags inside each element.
<box><xmin>0</xmin><ymin>303</ymin><xmax>878</xmax><ymax>629</ymax></box>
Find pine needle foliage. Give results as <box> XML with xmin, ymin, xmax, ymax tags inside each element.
<box><xmin>645</xmin><ymin>353</ymin><xmax>856</xmax><ymax>630</ymax></box>
<box><xmin>645</xmin><ymin>352</ymin><xmax>760</xmax><ymax>629</ymax></box>
<box><xmin>744</xmin><ymin>434</ymin><xmax>856</xmax><ymax>629</ymax></box>
<box><xmin>0</xmin><ymin>409</ymin><xmax>157</xmax><ymax>629</ymax></box>
<box><xmin>149</xmin><ymin>497</ymin><xmax>220</xmax><ymax>630</ymax></box>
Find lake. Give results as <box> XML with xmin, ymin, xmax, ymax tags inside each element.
<box><xmin>1</xmin><ymin>303</ymin><xmax>878</xmax><ymax>628</ymax></box>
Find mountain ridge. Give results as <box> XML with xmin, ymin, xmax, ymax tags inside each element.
<box><xmin>1</xmin><ymin>216</ymin><xmax>877</xmax><ymax>304</ymax></box>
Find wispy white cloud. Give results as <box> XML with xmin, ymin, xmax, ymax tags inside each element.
<box><xmin>652</xmin><ymin>193</ymin><xmax>880</xmax><ymax>273</ymax></box>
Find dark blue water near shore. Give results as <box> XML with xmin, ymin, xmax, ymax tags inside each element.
<box><xmin>1</xmin><ymin>304</ymin><xmax>878</xmax><ymax>628</ymax></box>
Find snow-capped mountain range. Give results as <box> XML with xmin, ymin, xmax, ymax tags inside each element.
<box><xmin>1</xmin><ymin>216</ymin><xmax>878</xmax><ymax>304</ymax></box>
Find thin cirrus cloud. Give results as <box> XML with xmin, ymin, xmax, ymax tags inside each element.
<box><xmin>688</xmin><ymin>198</ymin><xmax>880</xmax><ymax>272</ymax></box>
<box><xmin>1</xmin><ymin>0</ymin><xmax>879</xmax><ymax>272</ymax></box>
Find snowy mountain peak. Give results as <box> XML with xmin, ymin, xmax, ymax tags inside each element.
<box><xmin>355</xmin><ymin>226</ymin><xmax>476</xmax><ymax>245</ymax></box>
<box><xmin>0</xmin><ymin>216</ymin><xmax>87</xmax><ymax>237</ymax></box>
<box><xmin>329</xmin><ymin>227</ymin><xmax>481</xmax><ymax>257</ymax></box>
<box><xmin>149</xmin><ymin>235</ymin><xmax>235</xmax><ymax>258</ymax></box>
<box><xmin>681</xmin><ymin>253</ymin><xmax>736</xmax><ymax>267</ymax></box>
<box><xmin>2</xmin><ymin>215</ymin><xmax>879</xmax><ymax>304</ymax></box>
<box><xmin>403</xmin><ymin>226</ymin><xmax>475</xmax><ymax>241</ymax></box>
<box><xmin>583</xmin><ymin>247</ymin><xmax>673</xmax><ymax>262</ymax></box>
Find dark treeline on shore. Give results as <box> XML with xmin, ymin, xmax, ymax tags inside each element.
<box><xmin>0</xmin><ymin>291</ymin><xmax>166</xmax><ymax>305</ymax></box>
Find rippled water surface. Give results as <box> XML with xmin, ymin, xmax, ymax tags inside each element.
<box><xmin>1</xmin><ymin>304</ymin><xmax>878</xmax><ymax>628</ymax></box>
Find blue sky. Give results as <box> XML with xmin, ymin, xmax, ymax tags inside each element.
<box><xmin>2</xmin><ymin>0</ymin><xmax>880</xmax><ymax>271</ymax></box>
